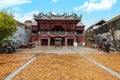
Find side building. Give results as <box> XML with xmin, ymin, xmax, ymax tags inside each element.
<box><xmin>85</xmin><ymin>20</ymin><xmax>106</xmax><ymax>47</ymax></box>
<box><xmin>28</xmin><ymin>12</ymin><xmax>85</xmax><ymax>46</ymax></box>
<box><xmin>12</xmin><ymin>21</ymin><xmax>31</xmax><ymax>48</ymax></box>
<box><xmin>85</xmin><ymin>14</ymin><xmax>120</xmax><ymax>51</ymax></box>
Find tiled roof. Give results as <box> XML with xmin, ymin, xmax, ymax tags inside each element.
<box><xmin>86</xmin><ymin>19</ymin><xmax>106</xmax><ymax>31</ymax></box>
<box><xmin>76</xmin><ymin>21</ymin><xmax>85</xmax><ymax>26</ymax></box>
<box><xmin>31</xmin><ymin>20</ymin><xmax>37</xmax><ymax>26</ymax></box>
<box><xmin>94</xmin><ymin>19</ymin><xmax>106</xmax><ymax>26</ymax></box>
<box><xmin>103</xmin><ymin>14</ymin><xmax>120</xmax><ymax>25</ymax></box>
<box><xmin>34</xmin><ymin>12</ymin><xmax>82</xmax><ymax>20</ymax></box>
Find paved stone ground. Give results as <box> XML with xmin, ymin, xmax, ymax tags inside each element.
<box><xmin>2</xmin><ymin>46</ymin><xmax>120</xmax><ymax>80</ymax></box>
<box><xmin>12</xmin><ymin>54</ymin><xmax>120</xmax><ymax>80</ymax></box>
<box><xmin>0</xmin><ymin>54</ymin><xmax>35</xmax><ymax>80</ymax></box>
<box><xmin>16</xmin><ymin>46</ymin><xmax>108</xmax><ymax>54</ymax></box>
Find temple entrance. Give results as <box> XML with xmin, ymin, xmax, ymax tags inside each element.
<box><xmin>50</xmin><ymin>37</ymin><xmax>55</xmax><ymax>45</ymax></box>
<box><xmin>54</xmin><ymin>37</ymin><xmax>62</xmax><ymax>47</ymax></box>
<box><xmin>41</xmin><ymin>39</ymin><xmax>48</xmax><ymax>46</ymax></box>
<box><xmin>61</xmin><ymin>37</ymin><xmax>65</xmax><ymax>45</ymax></box>
<box><xmin>50</xmin><ymin>37</ymin><xmax>65</xmax><ymax>46</ymax></box>
<box><xmin>67</xmin><ymin>39</ymin><xmax>74</xmax><ymax>46</ymax></box>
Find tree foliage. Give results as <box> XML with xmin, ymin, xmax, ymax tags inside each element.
<box><xmin>0</xmin><ymin>10</ymin><xmax>18</xmax><ymax>47</ymax></box>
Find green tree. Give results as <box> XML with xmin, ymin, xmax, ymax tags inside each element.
<box><xmin>0</xmin><ymin>10</ymin><xmax>17</xmax><ymax>52</ymax></box>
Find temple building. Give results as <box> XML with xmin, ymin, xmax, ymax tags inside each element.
<box><xmin>27</xmin><ymin>12</ymin><xmax>85</xmax><ymax>46</ymax></box>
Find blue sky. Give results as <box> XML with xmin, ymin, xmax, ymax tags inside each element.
<box><xmin>0</xmin><ymin>0</ymin><xmax>120</xmax><ymax>29</ymax></box>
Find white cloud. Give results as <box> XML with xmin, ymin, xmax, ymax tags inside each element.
<box><xmin>52</xmin><ymin>0</ymin><xmax>58</xmax><ymax>3</ymax></box>
<box><xmin>74</xmin><ymin>0</ymin><xmax>117</xmax><ymax>12</ymax></box>
<box><xmin>51</xmin><ymin>11</ymin><xmax>57</xmax><ymax>15</ymax></box>
<box><xmin>14</xmin><ymin>10</ymin><xmax>39</xmax><ymax>23</ymax></box>
<box><xmin>0</xmin><ymin>0</ymin><xmax>31</xmax><ymax>9</ymax></box>
<box><xmin>0</xmin><ymin>0</ymin><xmax>34</xmax><ymax>23</ymax></box>
<box><xmin>11</xmin><ymin>6</ymin><xmax>21</xmax><ymax>12</ymax></box>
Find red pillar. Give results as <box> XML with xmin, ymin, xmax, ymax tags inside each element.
<box><xmin>31</xmin><ymin>34</ymin><xmax>35</xmax><ymax>43</ymax></box>
<box><xmin>48</xmin><ymin>37</ymin><xmax>50</xmax><ymax>46</ymax></box>
<box><xmin>38</xmin><ymin>32</ymin><xmax>41</xmax><ymax>46</ymax></box>
<box><xmin>74</xmin><ymin>36</ymin><xmax>77</xmax><ymax>42</ymax></box>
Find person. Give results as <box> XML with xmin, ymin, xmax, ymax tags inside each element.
<box><xmin>12</xmin><ymin>42</ymin><xmax>16</xmax><ymax>51</ymax></box>
<box><xmin>103</xmin><ymin>41</ymin><xmax>111</xmax><ymax>53</ymax></box>
<box><xmin>7</xmin><ymin>43</ymin><xmax>13</xmax><ymax>53</ymax></box>
<box><xmin>7</xmin><ymin>43</ymin><xmax>16</xmax><ymax>53</ymax></box>
<box><xmin>103</xmin><ymin>41</ymin><xmax>107</xmax><ymax>52</ymax></box>
<box><xmin>2</xmin><ymin>44</ymin><xmax>8</xmax><ymax>53</ymax></box>
<box><xmin>106</xmin><ymin>41</ymin><xmax>111</xmax><ymax>53</ymax></box>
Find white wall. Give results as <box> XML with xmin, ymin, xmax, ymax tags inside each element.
<box><xmin>115</xmin><ymin>30</ymin><xmax>120</xmax><ymax>40</ymax></box>
<box><xmin>97</xmin><ymin>30</ymin><xmax>120</xmax><ymax>49</ymax></box>
<box><xmin>12</xmin><ymin>24</ymin><xmax>30</xmax><ymax>47</ymax></box>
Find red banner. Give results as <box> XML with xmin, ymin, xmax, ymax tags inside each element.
<box><xmin>39</xmin><ymin>34</ymin><xmax>76</xmax><ymax>38</ymax></box>
<box><xmin>49</xmin><ymin>34</ymin><xmax>66</xmax><ymax>37</ymax></box>
<box><xmin>40</xmin><ymin>37</ymin><xmax>49</xmax><ymax>39</ymax></box>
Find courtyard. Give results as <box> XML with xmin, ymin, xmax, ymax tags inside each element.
<box><xmin>0</xmin><ymin>46</ymin><xmax>120</xmax><ymax>80</ymax></box>
<box><xmin>0</xmin><ymin>0</ymin><xmax>120</xmax><ymax>80</ymax></box>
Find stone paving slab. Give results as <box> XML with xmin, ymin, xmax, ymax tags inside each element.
<box><xmin>5</xmin><ymin>56</ymin><xmax>37</xmax><ymax>80</ymax></box>
<box><xmin>13</xmin><ymin>54</ymin><xmax>119</xmax><ymax>80</ymax></box>
<box><xmin>0</xmin><ymin>54</ymin><xmax>35</xmax><ymax>80</ymax></box>
<box><xmin>80</xmin><ymin>54</ymin><xmax>120</xmax><ymax>79</ymax></box>
<box><xmin>2</xmin><ymin>46</ymin><xmax>120</xmax><ymax>80</ymax></box>
<box><xmin>85</xmin><ymin>54</ymin><xmax>120</xmax><ymax>74</ymax></box>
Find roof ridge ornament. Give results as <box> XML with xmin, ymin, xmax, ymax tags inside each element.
<box><xmin>72</xmin><ymin>13</ymin><xmax>78</xmax><ymax>19</ymax></box>
<box><xmin>49</xmin><ymin>12</ymin><xmax>52</xmax><ymax>18</ymax></box>
<box><xmin>72</xmin><ymin>13</ymin><xmax>77</xmax><ymax>16</ymax></box>
<box><xmin>39</xmin><ymin>12</ymin><xmax>43</xmax><ymax>17</ymax></box>
<box><xmin>34</xmin><ymin>12</ymin><xmax>82</xmax><ymax>20</ymax></box>
<box><xmin>33</xmin><ymin>14</ymin><xmax>37</xmax><ymax>17</ymax></box>
<box><xmin>79</xmin><ymin>14</ymin><xmax>82</xmax><ymax>19</ymax></box>
<box><xmin>49</xmin><ymin>11</ymin><xmax>56</xmax><ymax>18</ymax></box>
<box><xmin>63</xmin><ymin>12</ymin><xmax>67</xmax><ymax>18</ymax></box>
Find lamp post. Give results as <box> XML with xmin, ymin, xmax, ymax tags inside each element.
<box><xmin>109</xmin><ymin>28</ymin><xmax>117</xmax><ymax>50</ymax></box>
